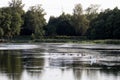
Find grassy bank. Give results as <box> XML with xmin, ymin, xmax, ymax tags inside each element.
<box><xmin>1</xmin><ymin>36</ymin><xmax>120</xmax><ymax>44</ymax></box>
<box><xmin>33</xmin><ymin>39</ymin><xmax>120</xmax><ymax>44</ymax></box>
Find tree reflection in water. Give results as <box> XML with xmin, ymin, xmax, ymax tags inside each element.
<box><xmin>0</xmin><ymin>49</ymin><xmax>45</xmax><ymax>80</ymax></box>
<box><xmin>0</xmin><ymin>50</ymin><xmax>22</xmax><ymax>80</ymax></box>
<box><xmin>0</xmin><ymin>43</ymin><xmax>120</xmax><ymax>80</ymax></box>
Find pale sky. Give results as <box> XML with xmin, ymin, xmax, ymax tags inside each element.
<box><xmin>0</xmin><ymin>0</ymin><xmax>120</xmax><ymax>21</ymax></box>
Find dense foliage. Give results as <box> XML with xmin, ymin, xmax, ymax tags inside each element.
<box><xmin>0</xmin><ymin>0</ymin><xmax>24</xmax><ymax>38</ymax></box>
<box><xmin>87</xmin><ymin>7</ymin><xmax>120</xmax><ymax>39</ymax></box>
<box><xmin>45</xmin><ymin>4</ymin><xmax>97</xmax><ymax>37</ymax></box>
<box><xmin>0</xmin><ymin>0</ymin><xmax>46</xmax><ymax>39</ymax></box>
<box><xmin>0</xmin><ymin>0</ymin><xmax>120</xmax><ymax>39</ymax></box>
<box><xmin>21</xmin><ymin>5</ymin><xmax>46</xmax><ymax>39</ymax></box>
<box><xmin>45</xmin><ymin>13</ymin><xmax>76</xmax><ymax>36</ymax></box>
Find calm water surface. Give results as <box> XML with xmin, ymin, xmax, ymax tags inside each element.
<box><xmin>0</xmin><ymin>43</ymin><xmax>120</xmax><ymax>80</ymax></box>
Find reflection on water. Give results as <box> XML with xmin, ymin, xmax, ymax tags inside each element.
<box><xmin>0</xmin><ymin>43</ymin><xmax>120</xmax><ymax>80</ymax></box>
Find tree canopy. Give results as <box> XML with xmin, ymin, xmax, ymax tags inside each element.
<box><xmin>0</xmin><ymin>0</ymin><xmax>24</xmax><ymax>38</ymax></box>
<box><xmin>87</xmin><ymin>7</ymin><xmax>120</xmax><ymax>39</ymax></box>
<box><xmin>0</xmin><ymin>0</ymin><xmax>120</xmax><ymax>40</ymax></box>
<box><xmin>21</xmin><ymin>5</ymin><xmax>46</xmax><ymax>39</ymax></box>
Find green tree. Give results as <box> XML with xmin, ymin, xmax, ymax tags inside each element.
<box><xmin>56</xmin><ymin>13</ymin><xmax>75</xmax><ymax>36</ymax></box>
<box><xmin>85</xmin><ymin>4</ymin><xmax>99</xmax><ymax>37</ymax></box>
<box><xmin>45</xmin><ymin>13</ymin><xmax>75</xmax><ymax>36</ymax></box>
<box><xmin>87</xmin><ymin>7</ymin><xmax>120</xmax><ymax>39</ymax></box>
<box><xmin>9</xmin><ymin>0</ymin><xmax>24</xmax><ymax>15</ymax></box>
<box><xmin>71</xmin><ymin>4</ymin><xmax>89</xmax><ymax>36</ymax></box>
<box><xmin>0</xmin><ymin>0</ymin><xmax>24</xmax><ymax>38</ymax></box>
<box><xmin>11</xmin><ymin>12</ymin><xmax>23</xmax><ymax>36</ymax></box>
<box><xmin>0</xmin><ymin>7</ymin><xmax>12</xmax><ymax>38</ymax></box>
<box><xmin>22</xmin><ymin>5</ymin><xmax>46</xmax><ymax>38</ymax></box>
<box><xmin>45</xmin><ymin>16</ymin><xmax>57</xmax><ymax>36</ymax></box>
<box><xmin>85</xmin><ymin>4</ymin><xmax>99</xmax><ymax>21</ymax></box>
<box><xmin>0</xmin><ymin>28</ymin><xmax>4</xmax><ymax>38</ymax></box>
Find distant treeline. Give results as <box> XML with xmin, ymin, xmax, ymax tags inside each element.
<box><xmin>0</xmin><ymin>0</ymin><xmax>120</xmax><ymax>39</ymax></box>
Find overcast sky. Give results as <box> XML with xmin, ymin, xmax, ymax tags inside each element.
<box><xmin>0</xmin><ymin>0</ymin><xmax>120</xmax><ymax>21</ymax></box>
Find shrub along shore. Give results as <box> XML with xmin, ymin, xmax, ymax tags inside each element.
<box><xmin>2</xmin><ymin>36</ymin><xmax>119</xmax><ymax>44</ymax></box>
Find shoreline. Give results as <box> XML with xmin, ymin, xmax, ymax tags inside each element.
<box><xmin>2</xmin><ymin>39</ymin><xmax>120</xmax><ymax>44</ymax></box>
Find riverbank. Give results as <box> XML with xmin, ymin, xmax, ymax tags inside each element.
<box><xmin>1</xmin><ymin>36</ymin><xmax>120</xmax><ymax>44</ymax></box>
<box><xmin>33</xmin><ymin>39</ymin><xmax>120</xmax><ymax>44</ymax></box>
<box><xmin>9</xmin><ymin>39</ymin><xmax>120</xmax><ymax>44</ymax></box>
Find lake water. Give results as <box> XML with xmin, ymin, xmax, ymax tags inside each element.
<box><xmin>0</xmin><ymin>43</ymin><xmax>120</xmax><ymax>80</ymax></box>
